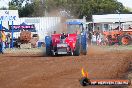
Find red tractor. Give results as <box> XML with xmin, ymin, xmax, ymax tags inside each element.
<box><xmin>45</xmin><ymin>20</ymin><xmax>88</xmax><ymax>56</ymax></box>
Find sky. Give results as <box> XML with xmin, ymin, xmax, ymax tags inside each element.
<box><xmin>0</xmin><ymin>0</ymin><xmax>132</xmax><ymax>8</ymax></box>
<box><xmin>117</xmin><ymin>0</ymin><xmax>132</xmax><ymax>8</ymax></box>
<box><xmin>0</xmin><ymin>0</ymin><xmax>10</xmax><ymax>8</ymax></box>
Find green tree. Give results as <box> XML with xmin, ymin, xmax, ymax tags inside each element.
<box><xmin>45</xmin><ymin>0</ymin><xmax>130</xmax><ymax>20</ymax></box>
<box><xmin>9</xmin><ymin>0</ymin><xmax>130</xmax><ymax>19</ymax></box>
<box><xmin>32</xmin><ymin>0</ymin><xmax>45</xmax><ymax>16</ymax></box>
<box><xmin>19</xmin><ymin>3</ymin><xmax>34</xmax><ymax>17</ymax></box>
<box><xmin>9</xmin><ymin>0</ymin><xmax>26</xmax><ymax>9</ymax></box>
<box><xmin>9</xmin><ymin>0</ymin><xmax>45</xmax><ymax>17</ymax></box>
<box><xmin>0</xmin><ymin>7</ymin><xmax>8</xmax><ymax>10</ymax></box>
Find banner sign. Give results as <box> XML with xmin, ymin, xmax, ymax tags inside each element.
<box><xmin>10</xmin><ymin>25</ymin><xmax>35</xmax><ymax>29</ymax></box>
<box><xmin>0</xmin><ymin>10</ymin><xmax>19</xmax><ymax>21</ymax></box>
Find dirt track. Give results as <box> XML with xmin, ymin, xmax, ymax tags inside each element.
<box><xmin>0</xmin><ymin>46</ymin><xmax>132</xmax><ymax>88</ymax></box>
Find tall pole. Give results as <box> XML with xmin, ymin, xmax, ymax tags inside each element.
<box><xmin>91</xmin><ymin>10</ymin><xmax>94</xmax><ymax>32</ymax></box>
<box><xmin>11</xmin><ymin>21</ymin><xmax>14</xmax><ymax>48</ymax></box>
<box><xmin>118</xmin><ymin>12</ymin><xmax>121</xmax><ymax>31</ymax></box>
<box><xmin>0</xmin><ymin>21</ymin><xmax>2</xmax><ymax>30</ymax></box>
<box><xmin>92</xmin><ymin>17</ymin><xmax>94</xmax><ymax>32</ymax></box>
<box><xmin>117</xmin><ymin>10</ymin><xmax>121</xmax><ymax>31</ymax></box>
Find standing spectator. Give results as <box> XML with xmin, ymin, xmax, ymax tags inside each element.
<box><xmin>97</xmin><ymin>32</ymin><xmax>103</xmax><ymax>46</ymax></box>
<box><xmin>6</xmin><ymin>33</ymin><xmax>11</xmax><ymax>48</ymax></box>
<box><xmin>88</xmin><ymin>31</ymin><xmax>92</xmax><ymax>45</ymax></box>
<box><xmin>0</xmin><ymin>30</ymin><xmax>3</xmax><ymax>54</ymax></box>
<box><xmin>1</xmin><ymin>29</ymin><xmax>6</xmax><ymax>52</ymax></box>
<box><xmin>96</xmin><ymin>27</ymin><xmax>100</xmax><ymax>41</ymax></box>
<box><xmin>91</xmin><ymin>32</ymin><xmax>97</xmax><ymax>45</ymax></box>
<box><xmin>96</xmin><ymin>34</ymin><xmax>100</xmax><ymax>46</ymax></box>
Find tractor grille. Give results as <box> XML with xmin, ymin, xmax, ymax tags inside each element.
<box><xmin>58</xmin><ymin>48</ymin><xmax>67</xmax><ymax>52</ymax></box>
<box><xmin>57</xmin><ymin>48</ymin><xmax>67</xmax><ymax>54</ymax></box>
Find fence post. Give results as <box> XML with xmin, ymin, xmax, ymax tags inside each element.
<box><xmin>11</xmin><ymin>21</ymin><xmax>14</xmax><ymax>48</ymax></box>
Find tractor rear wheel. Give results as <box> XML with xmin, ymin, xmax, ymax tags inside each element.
<box><xmin>81</xmin><ymin>34</ymin><xmax>87</xmax><ymax>55</ymax></box>
<box><xmin>82</xmin><ymin>44</ymin><xmax>87</xmax><ymax>55</ymax></box>
<box><xmin>73</xmin><ymin>40</ymin><xmax>80</xmax><ymax>56</ymax></box>
<box><xmin>120</xmin><ymin>35</ymin><xmax>132</xmax><ymax>45</ymax></box>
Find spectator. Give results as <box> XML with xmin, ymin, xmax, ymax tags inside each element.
<box><xmin>96</xmin><ymin>27</ymin><xmax>100</xmax><ymax>40</ymax></box>
<box><xmin>6</xmin><ymin>33</ymin><xmax>11</xmax><ymax>48</ymax></box>
<box><xmin>91</xmin><ymin>32</ymin><xmax>96</xmax><ymax>45</ymax></box>
<box><xmin>1</xmin><ymin>29</ymin><xmax>6</xmax><ymax>51</ymax></box>
<box><xmin>88</xmin><ymin>31</ymin><xmax>92</xmax><ymax>45</ymax></box>
<box><xmin>97</xmin><ymin>32</ymin><xmax>103</xmax><ymax>46</ymax></box>
<box><xmin>0</xmin><ymin>30</ymin><xmax>3</xmax><ymax>54</ymax></box>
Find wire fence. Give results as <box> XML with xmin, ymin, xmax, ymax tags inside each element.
<box><xmin>3</xmin><ymin>47</ymin><xmax>46</xmax><ymax>56</ymax></box>
<box><xmin>2</xmin><ymin>45</ymin><xmax>132</xmax><ymax>57</ymax></box>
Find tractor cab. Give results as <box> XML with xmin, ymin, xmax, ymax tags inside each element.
<box><xmin>65</xmin><ymin>19</ymin><xmax>88</xmax><ymax>55</ymax></box>
<box><xmin>66</xmin><ymin>19</ymin><xmax>85</xmax><ymax>34</ymax></box>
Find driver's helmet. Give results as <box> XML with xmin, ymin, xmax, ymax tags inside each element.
<box><xmin>61</xmin><ymin>32</ymin><xmax>65</xmax><ymax>39</ymax></box>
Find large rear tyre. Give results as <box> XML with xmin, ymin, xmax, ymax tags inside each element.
<box><xmin>120</xmin><ymin>35</ymin><xmax>132</xmax><ymax>45</ymax></box>
<box><xmin>81</xmin><ymin>43</ymin><xmax>88</xmax><ymax>55</ymax></box>
<box><xmin>81</xmin><ymin>35</ymin><xmax>87</xmax><ymax>55</ymax></box>
<box><xmin>82</xmin><ymin>49</ymin><xmax>87</xmax><ymax>55</ymax></box>
<box><xmin>73</xmin><ymin>40</ymin><xmax>80</xmax><ymax>56</ymax></box>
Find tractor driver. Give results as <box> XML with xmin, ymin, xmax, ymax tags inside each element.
<box><xmin>61</xmin><ymin>32</ymin><xmax>66</xmax><ymax>39</ymax></box>
<box><xmin>60</xmin><ymin>32</ymin><xmax>67</xmax><ymax>43</ymax></box>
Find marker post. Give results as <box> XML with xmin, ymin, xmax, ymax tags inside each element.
<box><xmin>11</xmin><ymin>21</ymin><xmax>14</xmax><ymax>48</ymax></box>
